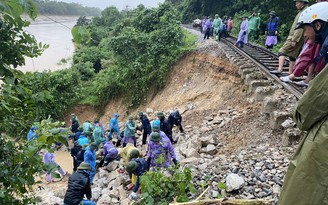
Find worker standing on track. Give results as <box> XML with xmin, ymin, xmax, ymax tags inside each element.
<box><xmin>270</xmin><ymin>0</ymin><xmax>308</xmax><ymax>75</ymax></box>
<box><xmin>235</xmin><ymin>15</ymin><xmax>249</xmax><ymax>48</ymax></box>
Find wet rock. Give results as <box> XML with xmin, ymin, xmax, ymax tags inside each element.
<box><xmin>282</xmin><ymin>128</ymin><xmax>302</xmax><ymax>146</ymax></box>
<box><xmin>206</xmin><ymin>144</ymin><xmax>218</xmax><ymax>155</ymax></box>
<box><xmin>53</xmin><ymin>187</ymin><xmax>66</xmax><ymax>198</ymax></box>
<box><xmin>212</xmin><ymin>190</ymin><xmax>219</xmax><ymax>198</ymax></box>
<box><xmin>92</xmin><ymin>187</ymin><xmax>102</xmax><ymax>201</ymax></box>
<box><xmin>97</xmin><ymin>194</ymin><xmax>111</xmax><ymax>204</ymax></box>
<box><xmin>180</xmin><ymin>157</ymin><xmax>201</xmax><ymax>166</ymax></box>
<box><xmin>105</xmin><ymin>160</ymin><xmax>119</xmax><ymax>171</ymax></box>
<box><xmin>226</xmin><ymin>173</ymin><xmax>245</xmax><ymax>192</ymax></box>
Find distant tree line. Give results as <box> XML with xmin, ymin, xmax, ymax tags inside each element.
<box><xmin>166</xmin><ymin>0</ymin><xmax>317</xmax><ymax>48</ymax></box>
<box><xmin>33</xmin><ymin>0</ymin><xmax>102</xmax><ymax>16</ymax></box>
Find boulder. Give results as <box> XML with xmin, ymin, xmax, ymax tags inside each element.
<box><xmin>97</xmin><ymin>194</ymin><xmax>111</xmax><ymax>205</ymax></box>
<box><xmin>180</xmin><ymin>157</ymin><xmax>201</xmax><ymax>166</ymax></box>
<box><xmin>105</xmin><ymin>160</ymin><xmax>119</xmax><ymax>172</ymax></box>
<box><xmin>92</xmin><ymin>187</ymin><xmax>102</xmax><ymax>201</ymax></box>
<box><xmin>206</xmin><ymin>144</ymin><xmax>217</xmax><ymax>155</ymax></box>
<box><xmin>226</xmin><ymin>173</ymin><xmax>245</xmax><ymax>192</ymax></box>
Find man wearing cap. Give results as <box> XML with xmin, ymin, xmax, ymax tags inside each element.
<box><xmin>147</xmin><ymin>132</ymin><xmax>178</xmax><ymax>170</ymax></box>
<box><xmin>82</xmin><ymin>120</ymin><xmax>93</xmax><ymax>138</ymax></box>
<box><xmin>248</xmin><ymin>11</ymin><xmax>261</xmax><ymax>41</ymax></box>
<box><xmin>265</xmin><ymin>11</ymin><xmax>280</xmax><ymax>49</ymax></box>
<box><xmin>63</xmin><ymin>162</ymin><xmax>96</xmax><ymax>205</ymax></box>
<box><xmin>76</xmin><ymin>144</ymin><xmax>87</xmax><ymax>169</ymax></box>
<box><xmin>120</xmin><ymin>145</ymin><xmax>143</xmax><ymax>166</ymax></box>
<box><xmin>138</xmin><ymin>112</ymin><xmax>151</xmax><ymax>146</ymax></box>
<box><xmin>70</xmin><ymin>114</ymin><xmax>80</xmax><ymax>134</ymax></box>
<box><xmin>149</xmin><ymin>122</ymin><xmax>171</xmax><ymax>143</ymax></box>
<box><xmin>213</xmin><ymin>14</ymin><xmax>222</xmax><ymax>40</ymax></box>
<box><xmin>168</xmin><ymin>110</ymin><xmax>184</xmax><ymax>133</ymax></box>
<box><xmin>157</xmin><ymin>111</ymin><xmax>175</xmax><ymax>144</ymax></box>
<box><xmin>126</xmin><ymin>158</ymin><xmax>149</xmax><ymax>200</ymax></box>
<box><xmin>108</xmin><ymin>113</ymin><xmax>121</xmax><ymax>146</ymax></box>
<box><xmin>99</xmin><ymin>140</ymin><xmax>118</xmax><ymax>168</ymax></box>
<box><xmin>123</xmin><ymin>115</ymin><xmax>137</xmax><ymax>147</ymax></box>
<box><xmin>93</xmin><ymin>123</ymin><xmax>106</xmax><ymax>146</ymax></box>
<box><xmin>271</xmin><ymin>0</ymin><xmax>309</xmax><ymax>75</ymax></box>
<box><xmin>70</xmin><ymin>140</ymin><xmax>82</xmax><ymax>172</ymax></box>
<box><xmin>84</xmin><ymin>143</ymin><xmax>97</xmax><ymax>183</ymax></box>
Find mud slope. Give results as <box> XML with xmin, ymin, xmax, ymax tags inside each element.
<box><xmin>68</xmin><ymin>42</ymin><xmax>245</xmax><ymax>125</ymax></box>
<box><xmin>68</xmin><ymin>40</ymin><xmax>276</xmax><ymax>154</ymax></box>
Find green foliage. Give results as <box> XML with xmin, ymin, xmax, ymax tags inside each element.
<box><xmin>218</xmin><ymin>181</ymin><xmax>226</xmax><ymax>190</ymax></box>
<box><xmin>0</xmin><ymin>118</ymin><xmax>69</xmax><ymax>204</ymax></box>
<box><xmin>22</xmin><ymin>69</ymin><xmax>81</xmax><ymax>120</ymax></box>
<box><xmin>72</xmin><ymin>2</ymin><xmax>196</xmax><ymax>108</ymax></box>
<box><xmin>0</xmin><ymin>135</ymin><xmax>44</xmax><ymax>205</ymax></box>
<box><xmin>139</xmin><ymin>167</ymin><xmax>197</xmax><ymax>204</ymax></box>
<box><xmin>0</xmin><ymin>0</ymin><xmax>49</xmax><ymax>136</ymax></box>
<box><xmin>72</xmin><ymin>26</ymin><xmax>91</xmax><ymax>46</ymax></box>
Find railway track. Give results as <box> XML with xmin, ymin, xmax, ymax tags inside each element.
<box><xmin>183</xmin><ymin>25</ymin><xmax>306</xmax><ymax>99</ymax></box>
<box><xmin>222</xmin><ymin>36</ymin><xmax>306</xmax><ymax>99</ymax></box>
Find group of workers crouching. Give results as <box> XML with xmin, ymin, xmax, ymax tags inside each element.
<box><xmin>29</xmin><ymin>110</ymin><xmax>184</xmax><ymax>205</ymax></box>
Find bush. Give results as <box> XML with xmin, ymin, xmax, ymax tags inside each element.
<box><xmin>139</xmin><ymin>167</ymin><xmax>197</xmax><ymax>204</ymax></box>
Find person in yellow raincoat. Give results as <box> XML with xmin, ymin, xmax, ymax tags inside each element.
<box><xmin>278</xmin><ymin>2</ymin><xmax>328</xmax><ymax>205</ymax></box>
<box><xmin>119</xmin><ymin>145</ymin><xmax>143</xmax><ymax>184</ymax></box>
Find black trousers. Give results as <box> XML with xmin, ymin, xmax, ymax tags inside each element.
<box><xmin>142</xmin><ymin>131</ymin><xmax>149</xmax><ymax>145</ymax></box>
<box><xmin>170</xmin><ymin>122</ymin><xmax>184</xmax><ymax>133</ymax></box>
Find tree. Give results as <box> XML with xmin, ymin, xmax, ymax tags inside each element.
<box><xmin>0</xmin><ymin>0</ymin><xmax>48</xmax><ymax>135</ymax></box>
<box><xmin>0</xmin><ymin>118</ymin><xmax>70</xmax><ymax>204</ymax></box>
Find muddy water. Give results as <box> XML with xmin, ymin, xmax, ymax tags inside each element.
<box><xmin>18</xmin><ymin>16</ymin><xmax>78</xmax><ymax>72</ymax></box>
<box><xmin>54</xmin><ymin>151</ymin><xmax>73</xmax><ymax>174</ymax></box>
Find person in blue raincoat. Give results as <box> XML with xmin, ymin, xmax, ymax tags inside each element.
<box><xmin>27</xmin><ymin>126</ymin><xmax>37</xmax><ymax>141</ymax></box>
<box><xmin>84</xmin><ymin>143</ymin><xmax>97</xmax><ymax>183</ymax></box>
<box><xmin>94</xmin><ymin>118</ymin><xmax>105</xmax><ymax>135</ymax></box>
<box><xmin>108</xmin><ymin>113</ymin><xmax>121</xmax><ymax>146</ymax></box>
<box><xmin>123</xmin><ymin>115</ymin><xmax>137</xmax><ymax>147</ymax></box>
<box><xmin>93</xmin><ymin>123</ymin><xmax>106</xmax><ymax>146</ymax></box>
<box><xmin>83</xmin><ymin>120</ymin><xmax>93</xmax><ymax>139</ymax></box>
<box><xmin>77</xmin><ymin>132</ymin><xmax>89</xmax><ymax>147</ymax></box>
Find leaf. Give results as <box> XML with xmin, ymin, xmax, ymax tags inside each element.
<box><xmin>218</xmin><ymin>182</ymin><xmax>226</xmax><ymax>190</ymax></box>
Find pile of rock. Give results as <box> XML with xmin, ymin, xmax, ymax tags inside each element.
<box><xmin>36</xmin><ymin>107</ymin><xmax>298</xmax><ymax>205</ymax></box>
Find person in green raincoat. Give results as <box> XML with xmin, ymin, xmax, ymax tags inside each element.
<box><xmin>248</xmin><ymin>11</ymin><xmax>261</xmax><ymax>41</ymax></box>
<box><xmin>213</xmin><ymin>14</ymin><xmax>222</xmax><ymax>40</ymax></box>
<box><xmin>278</xmin><ymin>2</ymin><xmax>328</xmax><ymax>205</ymax></box>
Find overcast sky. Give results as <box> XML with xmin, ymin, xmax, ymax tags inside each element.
<box><xmin>56</xmin><ymin>0</ymin><xmax>165</xmax><ymax>10</ymax></box>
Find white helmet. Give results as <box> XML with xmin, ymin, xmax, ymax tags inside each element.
<box><xmin>296</xmin><ymin>2</ymin><xmax>328</xmax><ymax>29</ymax></box>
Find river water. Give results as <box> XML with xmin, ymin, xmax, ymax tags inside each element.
<box><xmin>18</xmin><ymin>16</ymin><xmax>78</xmax><ymax>72</ymax></box>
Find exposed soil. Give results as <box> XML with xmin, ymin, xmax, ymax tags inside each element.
<box><xmin>65</xmin><ymin>39</ymin><xmax>278</xmax><ymax>156</ymax></box>
<box><xmin>37</xmin><ymin>36</ymin><xmax>292</xmax><ymax>205</ymax></box>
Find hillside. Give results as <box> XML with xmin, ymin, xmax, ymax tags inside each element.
<box><xmin>34</xmin><ymin>30</ymin><xmax>304</xmax><ymax>204</ymax></box>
